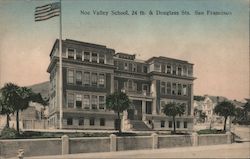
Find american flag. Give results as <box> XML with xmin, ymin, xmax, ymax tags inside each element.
<box><xmin>35</xmin><ymin>2</ymin><xmax>60</xmax><ymax>22</ymax></box>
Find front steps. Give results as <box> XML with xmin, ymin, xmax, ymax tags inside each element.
<box><xmin>130</xmin><ymin>120</ymin><xmax>152</xmax><ymax>131</ymax></box>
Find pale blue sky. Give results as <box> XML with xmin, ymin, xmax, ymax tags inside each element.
<box><xmin>0</xmin><ymin>0</ymin><xmax>249</xmax><ymax>101</ymax></box>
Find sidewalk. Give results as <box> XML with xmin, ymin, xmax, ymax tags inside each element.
<box><xmin>24</xmin><ymin>142</ymin><xmax>250</xmax><ymax>159</ymax></box>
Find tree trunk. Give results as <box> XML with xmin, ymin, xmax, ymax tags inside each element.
<box><xmin>224</xmin><ymin>116</ymin><xmax>227</xmax><ymax>131</ymax></box>
<box><xmin>173</xmin><ymin>116</ymin><xmax>176</xmax><ymax>133</ymax></box>
<box><xmin>6</xmin><ymin>114</ymin><xmax>10</xmax><ymax>128</ymax></box>
<box><xmin>118</xmin><ymin>112</ymin><xmax>121</xmax><ymax>133</ymax></box>
<box><xmin>16</xmin><ymin>110</ymin><xmax>20</xmax><ymax>134</ymax></box>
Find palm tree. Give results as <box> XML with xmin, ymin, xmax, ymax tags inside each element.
<box><xmin>0</xmin><ymin>95</ymin><xmax>14</xmax><ymax>128</ymax></box>
<box><xmin>214</xmin><ymin>101</ymin><xmax>236</xmax><ymax>131</ymax></box>
<box><xmin>106</xmin><ymin>92</ymin><xmax>130</xmax><ymax>133</ymax></box>
<box><xmin>162</xmin><ymin>102</ymin><xmax>186</xmax><ymax>133</ymax></box>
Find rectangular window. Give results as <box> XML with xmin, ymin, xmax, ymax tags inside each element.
<box><xmin>79</xmin><ymin>118</ymin><xmax>84</xmax><ymax>126</ymax></box>
<box><xmin>76</xmin><ymin>71</ymin><xmax>82</xmax><ymax>85</ymax></box>
<box><xmin>188</xmin><ymin>67</ymin><xmax>193</xmax><ymax>76</ymax></box>
<box><xmin>132</xmin><ymin>63</ymin><xmax>137</xmax><ymax>72</ymax></box>
<box><xmin>90</xmin><ymin>118</ymin><xmax>95</xmax><ymax>126</ymax></box>
<box><xmin>76</xmin><ymin>94</ymin><xmax>82</xmax><ymax>108</ymax></box>
<box><xmin>114</xmin><ymin>80</ymin><xmax>118</xmax><ymax>92</ymax></box>
<box><xmin>143</xmin><ymin>66</ymin><xmax>148</xmax><ymax>73</ymax></box>
<box><xmin>99</xmin><ymin>96</ymin><xmax>105</xmax><ymax>109</ymax></box>
<box><xmin>184</xmin><ymin>122</ymin><xmax>187</xmax><ymax>128</ymax></box>
<box><xmin>67</xmin><ymin>93</ymin><xmax>74</xmax><ymax>108</ymax></box>
<box><xmin>178</xmin><ymin>67</ymin><xmax>182</xmax><ymax>76</ymax></box>
<box><xmin>124</xmin><ymin>62</ymin><xmax>128</xmax><ymax>70</ymax></box>
<box><xmin>83</xmin><ymin>72</ymin><xmax>90</xmax><ymax>86</ymax></box>
<box><xmin>177</xmin><ymin>121</ymin><xmax>180</xmax><ymax>128</ymax></box>
<box><xmin>160</xmin><ymin>101</ymin><xmax>165</xmax><ymax>113</ymax></box>
<box><xmin>67</xmin><ymin>70</ymin><xmax>74</xmax><ymax>84</ymax></box>
<box><xmin>76</xmin><ymin>51</ymin><xmax>82</xmax><ymax>60</ymax></box>
<box><xmin>83</xmin><ymin>95</ymin><xmax>90</xmax><ymax>109</ymax></box>
<box><xmin>178</xmin><ymin>84</ymin><xmax>182</xmax><ymax>95</ymax></box>
<box><xmin>183</xmin><ymin>66</ymin><xmax>187</xmax><ymax>76</ymax></box>
<box><xmin>99</xmin><ymin>54</ymin><xmax>105</xmax><ymax>64</ymax></box>
<box><xmin>68</xmin><ymin>48</ymin><xmax>75</xmax><ymax>59</ymax></box>
<box><xmin>100</xmin><ymin>118</ymin><xmax>105</xmax><ymax>126</ymax></box>
<box><xmin>161</xmin><ymin>121</ymin><xmax>165</xmax><ymax>128</ymax></box>
<box><xmin>84</xmin><ymin>52</ymin><xmax>90</xmax><ymax>62</ymax></box>
<box><xmin>129</xmin><ymin>63</ymin><xmax>133</xmax><ymax>72</ymax></box>
<box><xmin>91</xmin><ymin>95</ymin><xmax>98</xmax><ymax>109</ymax></box>
<box><xmin>67</xmin><ymin>118</ymin><xmax>73</xmax><ymax>125</ymax></box>
<box><xmin>167</xmin><ymin>82</ymin><xmax>171</xmax><ymax>95</ymax></box>
<box><xmin>98</xmin><ymin>74</ymin><xmax>105</xmax><ymax>88</ymax></box>
<box><xmin>167</xmin><ymin>65</ymin><xmax>171</xmax><ymax>74</ymax></box>
<box><xmin>91</xmin><ymin>73</ymin><xmax>97</xmax><ymax>86</ymax></box>
<box><xmin>173</xmin><ymin>66</ymin><xmax>176</xmax><ymax>75</ymax></box>
<box><xmin>183</xmin><ymin>85</ymin><xmax>187</xmax><ymax>96</ymax></box>
<box><xmin>154</xmin><ymin>63</ymin><xmax>160</xmax><ymax>72</ymax></box>
<box><xmin>169</xmin><ymin>121</ymin><xmax>172</xmax><ymax>128</ymax></box>
<box><xmin>172</xmin><ymin>83</ymin><xmax>176</xmax><ymax>95</ymax></box>
<box><xmin>92</xmin><ymin>53</ymin><xmax>98</xmax><ymax>63</ymax></box>
<box><xmin>161</xmin><ymin>64</ymin><xmax>165</xmax><ymax>73</ymax></box>
<box><xmin>137</xmin><ymin>64</ymin><xmax>142</xmax><ymax>73</ymax></box>
<box><xmin>161</xmin><ymin>82</ymin><xmax>166</xmax><ymax>95</ymax></box>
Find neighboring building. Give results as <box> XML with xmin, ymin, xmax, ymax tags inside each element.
<box><xmin>47</xmin><ymin>39</ymin><xmax>195</xmax><ymax>131</ymax></box>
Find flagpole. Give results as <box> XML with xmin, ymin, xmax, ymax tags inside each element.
<box><xmin>59</xmin><ymin>0</ymin><xmax>63</xmax><ymax>129</ymax></box>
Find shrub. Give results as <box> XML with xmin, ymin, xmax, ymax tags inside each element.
<box><xmin>0</xmin><ymin>127</ymin><xmax>18</xmax><ymax>139</ymax></box>
<box><xmin>197</xmin><ymin>129</ymin><xmax>226</xmax><ymax>135</ymax></box>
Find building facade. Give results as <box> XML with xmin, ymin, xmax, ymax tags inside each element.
<box><xmin>47</xmin><ymin>39</ymin><xmax>195</xmax><ymax>131</ymax></box>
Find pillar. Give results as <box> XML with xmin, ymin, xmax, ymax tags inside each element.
<box><xmin>151</xmin><ymin>133</ymin><xmax>158</xmax><ymax>149</ymax></box>
<box><xmin>226</xmin><ymin>132</ymin><xmax>231</xmax><ymax>144</ymax></box>
<box><xmin>110</xmin><ymin>73</ymin><xmax>114</xmax><ymax>93</ymax></box>
<box><xmin>192</xmin><ymin>132</ymin><xmax>198</xmax><ymax>146</ymax></box>
<box><xmin>142</xmin><ymin>100</ymin><xmax>146</xmax><ymax>114</ymax></box>
<box><xmin>61</xmin><ymin>135</ymin><xmax>69</xmax><ymax>155</ymax></box>
<box><xmin>110</xmin><ymin>134</ymin><xmax>117</xmax><ymax>151</ymax></box>
<box><xmin>150</xmin><ymin>80</ymin><xmax>157</xmax><ymax>115</ymax></box>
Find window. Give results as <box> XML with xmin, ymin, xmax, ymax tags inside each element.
<box><xmin>67</xmin><ymin>118</ymin><xmax>73</xmax><ymax>125</ymax></box>
<box><xmin>83</xmin><ymin>95</ymin><xmax>90</xmax><ymax>109</ymax></box>
<box><xmin>183</xmin><ymin>66</ymin><xmax>187</xmax><ymax>76</ymax></box>
<box><xmin>76</xmin><ymin>51</ymin><xmax>82</xmax><ymax>60</ymax></box>
<box><xmin>172</xmin><ymin>83</ymin><xmax>176</xmax><ymax>95</ymax></box>
<box><xmin>83</xmin><ymin>72</ymin><xmax>90</xmax><ymax>86</ymax></box>
<box><xmin>67</xmin><ymin>93</ymin><xmax>74</xmax><ymax>108</ymax></box>
<box><xmin>142</xmin><ymin>84</ymin><xmax>148</xmax><ymax>92</ymax></box>
<box><xmin>178</xmin><ymin>84</ymin><xmax>182</xmax><ymax>95</ymax></box>
<box><xmin>154</xmin><ymin>63</ymin><xmax>160</xmax><ymax>72</ymax></box>
<box><xmin>124</xmin><ymin>63</ymin><xmax>128</xmax><ymax>70</ymax></box>
<box><xmin>67</xmin><ymin>70</ymin><xmax>74</xmax><ymax>84</ymax></box>
<box><xmin>114</xmin><ymin>80</ymin><xmax>118</xmax><ymax>92</ymax></box>
<box><xmin>143</xmin><ymin>66</ymin><xmax>148</xmax><ymax>73</ymax></box>
<box><xmin>91</xmin><ymin>73</ymin><xmax>97</xmax><ymax>86</ymax></box>
<box><xmin>184</xmin><ymin>122</ymin><xmax>187</xmax><ymax>128</ymax></box>
<box><xmin>137</xmin><ymin>64</ymin><xmax>142</xmax><ymax>73</ymax></box>
<box><xmin>99</xmin><ymin>96</ymin><xmax>105</xmax><ymax>109</ymax></box>
<box><xmin>98</xmin><ymin>74</ymin><xmax>105</xmax><ymax>88</ymax></box>
<box><xmin>173</xmin><ymin>66</ymin><xmax>177</xmax><ymax>75</ymax></box>
<box><xmin>76</xmin><ymin>94</ymin><xmax>82</xmax><ymax>108</ymax></box>
<box><xmin>167</xmin><ymin>65</ymin><xmax>171</xmax><ymax>74</ymax></box>
<box><xmin>132</xmin><ymin>63</ymin><xmax>137</xmax><ymax>72</ymax></box>
<box><xmin>161</xmin><ymin>121</ymin><xmax>165</xmax><ymax>128</ymax></box>
<box><xmin>183</xmin><ymin>85</ymin><xmax>187</xmax><ymax>96</ymax></box>
<box><xmin>68</xmin><ymin>48</ymin><xmax>75</xmax><ymax>59</ymax></box>
<box><xmin>84</xmin><ymin>52</ymin><xmax>90</xmax><ymax>62</ymax></box>
<box><xmin>160</xmin><ymin>101</ymin><xmax>165</xmax><ymax>113</ymax></box>
<box><xmin>90</xmin><ymin>118</ymin><xmax>95</xmax><ymax>126</ymax></box>
<box><xmin>92</xmin><ymin>53</ymin><xmax>98</xmax><ymax>63</ymax></box>
<box><xmin>167</xmin><ymin>82</ymin><xmax>171</xmax><ymax>95</ymax></box>
<box><xmin>100</xmin><ymin>118</ymin><xmax>105</xmax><ymax>126</ymax></box>
<box><xmin>188</xmin><ymin>67</ymin><xmax>193</xmax><ymax>76</ymax></box>
<box><xmin>79</xmin><ymin>118</ymin><xmax>84</xmax><ymax>126</ymax></box>
<box><xmin>99</xmin><ymin>54</ymin><xmax>105</xmax><ymax>64</ymax></box>
<box><xmin>178</xmin><ymin>67</ymin><xmax>182</xmax><ymax>76</ymax></box>
<box><xmin>161</xmin><ymin>82</ymin><xmax>166</xmax><ymax>95</ymax></box>
<box><xmin>161</xmin><ymin>64</ymin><xmax>165</xmax><ymax>73</ymax></box>
<box><xmin>129</xmin><ymin>63</ymin><xmax>133</xmax><ymax>72</ymax></box>
<box><xmin>169</xmin><ymin>121</ymin><xmax>172</xmax><ymax>128</ymax></box>
<box><xmin>76</xmin><ymin>71</ymin><xmax>82</xmax><ymax>85</ymax></box>
<box><xmin>177</xmin><ymin>121</ymin><xmax>180</xmax><ymax>128</ymax></box>
<box><xmin>91</xmin><ymin>95</ymin><xmax>98</xmax><ymax>109</ymax></box>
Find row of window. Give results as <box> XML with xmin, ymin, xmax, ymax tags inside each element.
<box><xmin>161</xmin><ymin>81</ymin><xmax>188</xmax><ymax>96</ymax></box>
<box><xmin>67</xmin><ymin>48</ymin><xmax>106</xmax><ymax>64</ymax></box>
<box><xmin>67</xmin><ymin>70</ymin><xmax>105</xmax><ymax>87</ymax></box>
<box><xmin>67</xmin><ymin>93</ymin><xmax>106</xmax><ymax>110</ymax></box>
<box><xmin>160</xmin><ymin>121</ymin><xmax>188</xmax><ymax>129</ymax></box>
<box><xmin>67</xmin><ymin>117</ymin><xmax>106</xmax><ymax>126</ymax></box>
<box><xmin>114</xmin><ymin>60</ymin><xmax>148</xmax><ymax>73</ymax></box>
<box><xmin>154</xmin><ymin>63</ymin><xmax>193</xmax><ymax>77</ymax></box>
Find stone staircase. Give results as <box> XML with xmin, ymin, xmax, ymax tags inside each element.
<box><xmin>130</xmin><ymin>120</ymin><xmax>152</xmax><ymax>131</ymax></box>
